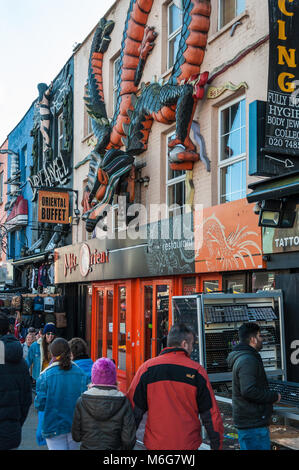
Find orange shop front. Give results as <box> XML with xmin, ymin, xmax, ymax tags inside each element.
<box><xmin>54</xmin><ymin>199</ymin><xmax>264</xmax><ymax>392</ymax></box>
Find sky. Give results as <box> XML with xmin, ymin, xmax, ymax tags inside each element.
<box><xmin>0</xmin><ymin>0</ymin><xmax>115</xmax><ymax>145</ymax></box>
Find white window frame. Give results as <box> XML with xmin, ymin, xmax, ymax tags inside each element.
<box><xmin>167</xmin><ymin>1</ymin><xmax>183</xmax><ymax>70</ymax></box>
<box><xmin>166</xmin><ymin>132</ymin><xmax>186</xmax><ymax>217</ymax></box>
<box><xmin>218</xmin><ymin>96</ymin><xmax>247</xmax><ymax>205</ymax></box>
<box><xmin>218</xmin><ymin>0</ymin><xmax>246</xmax><ymax>30</ymax></box>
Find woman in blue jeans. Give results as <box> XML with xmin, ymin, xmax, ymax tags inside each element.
<box><xmin>34</xmin><ymin>337</ymin><xmax>89</xmax><ymax>450</ymax></box>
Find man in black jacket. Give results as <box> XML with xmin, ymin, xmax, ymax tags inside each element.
<box><xmin>227</xmin><ymin>322</ymin><xmax>281</xmax><ymax>450</ymax></box>
<box><xmin>0</xmin><ymin>313</ymin><xmax>32</xmax><ymax>450</ymax></box>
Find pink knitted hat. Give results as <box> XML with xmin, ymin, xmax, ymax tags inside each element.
<box><xmin>91</xmin><ymin>358</ymin><xmax>117</xmax><ymax>386</ymax></box>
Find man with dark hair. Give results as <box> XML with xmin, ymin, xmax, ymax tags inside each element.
<box><xmin>0</xmin><ymin>313</ymin><xmax>32</xmax><ymax>450</ymax></box>
<box><xmin>227</xmin><ymin>322</ymin><xmax>281</xmax><ymax>450</ymax></box>
<box><xmin>127</xmin><ymin>323</ymin><xmax>224</xmax><ymax>450</ymax></box>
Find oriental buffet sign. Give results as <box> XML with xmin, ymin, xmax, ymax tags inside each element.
<box><xmin>38</xmin><ymin>190</ymin><xmax>69</xmax><ymax>224</ymax></box>
<box><xmin>64</xmin><ymin>243</ymin><xmax>109</xmax><ymax>277</ymax></box>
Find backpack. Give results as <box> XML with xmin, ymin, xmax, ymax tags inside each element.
<box><xmin>44</xmin><ymin>296</ymin><xmax>55</xmax><ymax>313</ymax></box>
<box><xmin>22</xmin><ymin>297</ymin><xmax>34</xmax><ymax>315</ymax></box>
<box><xmin>11</xmin><ymin>295</ymin><xmax>22</xmax><ymax>311</ymax></box>
<box><xmin>45</xmin><ymin>313</ymin><xmax>56</xmax><ymax>325</ymax></box>
<box><xmin>33</xmin><ymin>313</ymin><xmax>45</xmax><ymax>329</ymax></box>
<box><xmin>34</xmin><ymin>296</ymin><xmax>44</xmax><ymax>312</ymax></box>
<box><xmin>22</xmin><ymin>314</ymin><xmax>34</xmax><ymax>329</ymax></box>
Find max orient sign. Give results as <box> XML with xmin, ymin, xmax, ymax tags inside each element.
<box><xmin>265</xmin><ymin>0</ymin><xmax>299</xmax><ymax>156</ymax></box>
<box><xmin>38</xmin><ymin>190</ymin><xmax>69</xmax><ymax>224</ymax></box>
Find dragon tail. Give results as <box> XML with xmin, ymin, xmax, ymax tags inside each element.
<box><xmin>169</xmin><ymin>0</ymin><xmax>211</xmax><ymax>86</ymax></box>
<box><xmin>107</xmin><ymin>0</ymin><xmax>154</xmax><ymax>150</ymax></box>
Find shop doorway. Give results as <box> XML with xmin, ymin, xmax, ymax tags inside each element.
<box><xmin>92</xmin><ymin>284</ymin><xmax>128</xmax><ymax>391</ymax></box>
<box><xmin>141</xmin><ymin>280</ymin><xmax>173</xmax><ymax>363</ymax></box>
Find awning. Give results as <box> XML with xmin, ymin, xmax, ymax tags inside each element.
<box><xmin>12</xmin><ymin>252</ymin><xmax>48</xmax><ymax>266</ymax></box>
<box><xmin>247</xmin><ymin>170</ymin><xmax>299</xmax><ymax>203</ymax></box>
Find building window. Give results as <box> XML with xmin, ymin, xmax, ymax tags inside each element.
<box><xmin>168</xmin><ymin>1</ymin><xmax>183</xmax><ymax>69</ymax></box>
<box><xmin>0</xmin><ymin>172</ymin><xmax>3</xmax><ymax>204</ymax></box>
<box><xmin>84</xmin><ymin>85</ymin><xmax>93</xmax><ymax>137</ymax></box>
<box><xmin>20</xmin><ymin>145</ymin><xmax>27</xmax><ymax>182</ymax></box>
<box><xmin>57</xmin><ymin>113</ymin><xmax>64</xmax><ymax>157</ymax></box>
<box><xmin>219</xmin><ymin>98</ymin><xmax>246</xmax><ymax>204</ymax></box>
<box><xmin>218</xmin><ymin>0</ymin><xmax>246</xmax><ymax>29</ymax></box>
<box><xmin>113</xmin><ymin>57</ymin><xmax>121</xmax><ymax>113</ymax></box>
<box><xmin>166</xmin><ymin>133</ymin><xmax>186</xmax><ymax>216</ymax></box>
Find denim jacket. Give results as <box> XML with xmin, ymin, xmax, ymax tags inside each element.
<box><xmin>34</xmin><ymin>361</ymin><xmax>89</xmax><ymax>438</ymax></box>
<box><xmin>26</xmin><ymin>339</ymin><xmax>43</xmax><ymax>380</ymax></box>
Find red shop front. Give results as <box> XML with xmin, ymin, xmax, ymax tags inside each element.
<box><xmin>55</xmin><ymin>199</ymin><xmax>263</xmax><ymax>392</ymax></box>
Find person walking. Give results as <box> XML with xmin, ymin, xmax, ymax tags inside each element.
<box><xmin>227</xmin><ymin>322</ymin><xmax>281</xmax><ymax>451</ymax></box>
<box><xmin>26</xmin><ymin>323</ymin><xmax>57</xmax><ymax>384</ymax></box>
<box><xmin>127</xmin><ymin>323</ymin><xmax>224</xmax><ymax>450</ymax></box>
<box><xmin>72</xmin><ymin>357</ymin><xmax>136</xmax><ymax>450</ymax></box>
<box><xmin>22</xmin><ymin>330</ymin><xmax>36</xmax><ymax>360</ymax></box>
<box><xmin>0</xmin><ymin>313</ymin><xmax>32</xmax><ymax>450</ymax></box>
<box><xmin>34</xmin><ymin>337</ymin><xmax>89</xmax><ymax>450</ymax></box>
<box><xmin>68</xmin><ymin>337</ymin><xmax>93</xmax><ymax>383</ymax></box>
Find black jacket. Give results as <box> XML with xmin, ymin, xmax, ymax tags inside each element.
<box><xmin>72</xmin><ymin>386</ymin><xmax>136</xmax><ymax>450</ymax></box>
<box><xmin>0</xmin><ymin>334</ymin><xmax>32</xmax><ymax>450</ymax></box>
<box><xmin>227</xmin><ymin>343</ymin><xmax>279</xmax><ymax>430</ymax></box>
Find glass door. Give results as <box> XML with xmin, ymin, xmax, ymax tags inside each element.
<box><xmin>141</xmin><ymin>280</ymin><xmax>172</xmax><ymax>362</ymax></box>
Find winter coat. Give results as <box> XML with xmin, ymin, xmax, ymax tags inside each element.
<box><xmin>72</xmin><ymin>385</ymin><xmax>136</xmax><ymax>450</ymax></box>
<box><xmin>0</xmin><ymin>334</ymin><xmax>32</xmax><ymax>450</ymax></box>
<box><xmin>227</xmin><ymin>343</ymin><xmax>279</xmax><ymax>430</ymax></box>
<box><xmin>26</xmin><ymin>338</ymin><xmax>43</xmax><ymax>380</ymax></box>
<box><xmin>34</xmin><ymin>361</ymin><xmax>89</xmax><ymax>438</ymax></box>
<box><xmin>127</xmin><ymin>347</ymin><xmax>224</xmax><ymax>450</ymax></box>
<box><xmin>73</xmin><ymin>355</ymin><xmax>93</xmax><ymax>383</ymax></box>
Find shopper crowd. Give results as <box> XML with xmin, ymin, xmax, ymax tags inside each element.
<box><xmin>0</xmin><ymin>310</ymin><xmax>279</xmax><ymax>451</ymax></box>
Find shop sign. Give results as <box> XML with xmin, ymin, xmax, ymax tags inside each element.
<box><xmin>28</xmin><ymin>155</ymin><xmax>70</xmax><ymax>202</ymax></box>
<box><xmin>38</xmin><ymin>190</ymin><xmax>69</xmax><ymax>224</ymax></box>
<box><xmin>194</xmin><ymin>199</ymin><xmax>264</xmax><ymax>273</ymax></box>
<box><xmin>265</xmin><ymin>0</ymin><xmax>299</xmax><ymax>157</ymax></box>
<box><xmin>263</xmin><ymin>205</ymin><xmax>299</xmax><ymax>253</ymax></box>
<box><xmin>64</xmin><ymin>243</ymin><xmax>109</xmax><ymax>277</ymax></box>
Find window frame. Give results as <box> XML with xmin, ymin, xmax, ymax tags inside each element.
<box><xmin>167</xmin><ymin>1</ymin><xmax>183</xmax><ymax>70</ymax></box>
<box><xmin>113</xmin><ymin>56</ymin><xmax>121</xmax><ymax>113</ymax></box>
<box><xmin>166</xmin><ymin>132</ymin><xmax>186</xmax><ymax>217</ymax></box>
<box><xmin>218</xmin><ymin>96</ymin><xmax>247</xmax><ymax>205</ymax></box>
<box><xmin>0</xmin><ymin>171</ymin><xmax>3</xmax><ymax>204</ymax></box>
<box><xmin>218</xmin><ymin>0</ymin><xmax>246</xmax><ymax>30</ymax></box>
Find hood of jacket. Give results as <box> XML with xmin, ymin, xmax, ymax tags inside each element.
<box><xmin>0</xmin><ymin>333</ymin><xmax>23</xmax><ymax>364</ymax></box>
<box><xmin>81</xmin><ymin>386</ymin><xmax>126</xmax><ymax>421</ymax></box>
<box><xmin>227</xmin><ymin>343</ymin><xmax>259</xmax><ymax>369</ymax></box>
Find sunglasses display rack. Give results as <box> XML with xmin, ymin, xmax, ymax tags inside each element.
<box><xmin>172</xmin><ymin>291</ymin><xmax>286</xmax><ymax>381</ymax></box>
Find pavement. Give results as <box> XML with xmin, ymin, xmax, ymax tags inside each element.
<box><xmin>18</xmin><ymin>394</ymin><xmax>47</xmax><ymax>450</ymax></box>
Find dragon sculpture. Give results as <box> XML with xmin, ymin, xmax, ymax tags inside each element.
<box><xmin>82</xmin><ymin>0</ymin><xmax>211</xmax><ymax>232</ymax></box>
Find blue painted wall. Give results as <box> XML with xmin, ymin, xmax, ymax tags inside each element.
<box><xmin>7</xmin><ymin>101</ymin><xmax>36</xmax><ymax>260</ymax></box>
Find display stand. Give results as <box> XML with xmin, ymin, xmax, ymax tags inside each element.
<box><xmin>172</xmin><ymin>290</ymin><xmax>299</xmax><ymax>450</ymax></box>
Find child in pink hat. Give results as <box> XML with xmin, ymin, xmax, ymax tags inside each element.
<box><xmin>72</xmin><ymin>358</ymin><xmax>136</xmax><ymax>450</ymax></box>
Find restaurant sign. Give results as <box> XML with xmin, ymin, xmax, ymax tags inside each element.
<box><xmin>38</xmin><ymin>190</ymin><xmax>69</xmax><ymax>224</ymax></box>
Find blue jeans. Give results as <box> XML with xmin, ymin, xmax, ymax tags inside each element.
<box><xmin>237</xmin><ymin>427</ymin><xmax>271</xmax><ymax>450</ymax></box>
